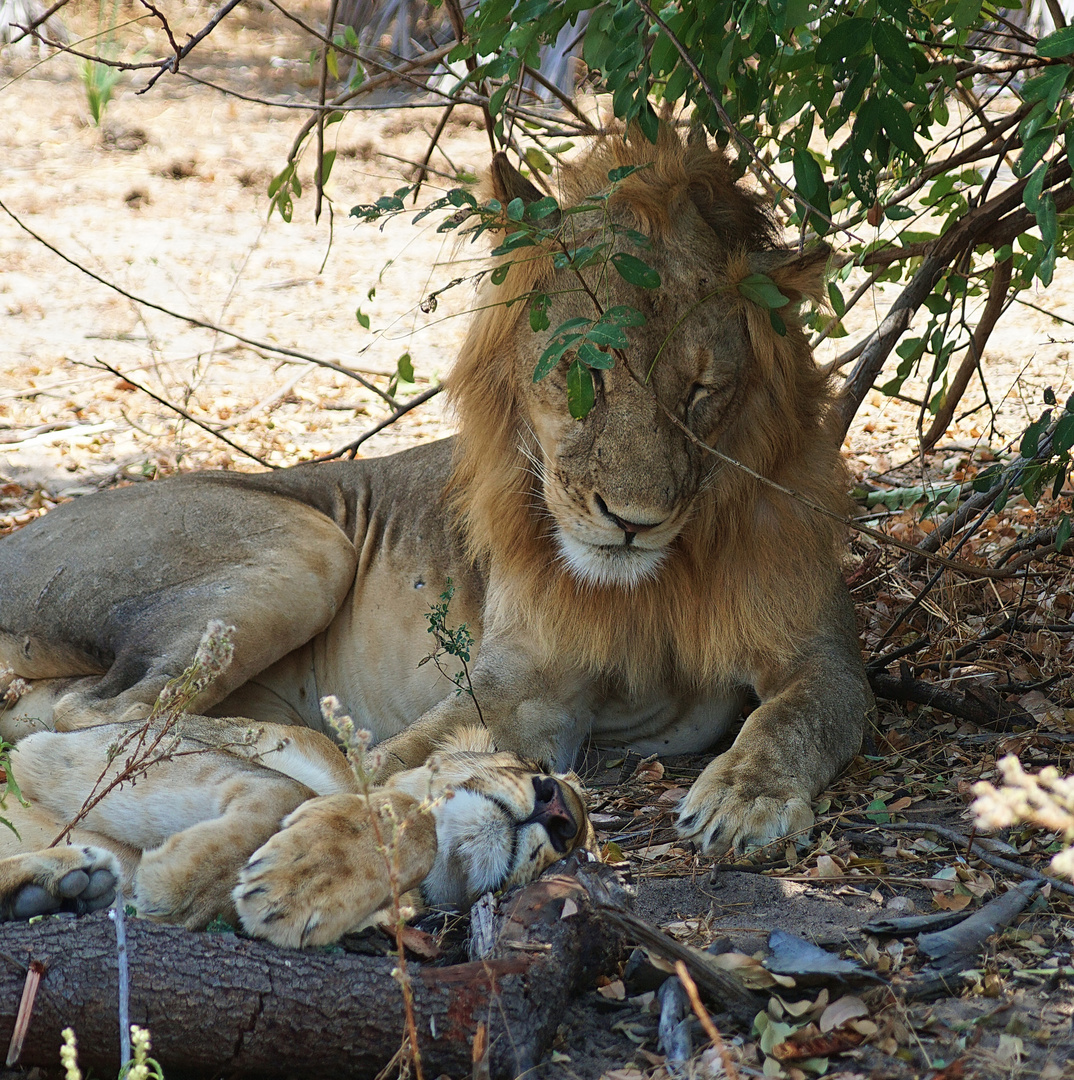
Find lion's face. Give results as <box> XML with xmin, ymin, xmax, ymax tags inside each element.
<box><xmin>387</xmin><ymin>741</ymin><xmax>593</xmax><ymax>908</ymax></box>
<box><xmin>519</xmin><ymin>224</ymin><xmax>755</xmax><ymax>589</ymax></box>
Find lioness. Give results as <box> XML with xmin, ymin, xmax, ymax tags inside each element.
<box><xmin>0</xmin><ymin>722</ymin><xmax>591</xmax><ymax>946</ymax></box>
<box><xmin>0</xmin><ymin>125</ymin><xmax>872</xmax><ymax>922</ymax></box>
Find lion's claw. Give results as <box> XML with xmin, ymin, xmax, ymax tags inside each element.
<box><xmin>676</xmin><ymin>760</ymin><xmax>815</xmax><ymax>855</ymax></box>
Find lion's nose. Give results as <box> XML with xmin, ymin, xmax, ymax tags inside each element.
<box><xmin>524</xmin><ymin>776</ymin><xmax>578</xmax><ymax>854</ymax></box>
<box><xmin>594</xmin><ymin>493</ymin><xmax>666</xmax><ymax>537</ymax></box>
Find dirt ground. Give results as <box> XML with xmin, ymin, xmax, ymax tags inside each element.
<box><xmin>3</xmin><ymin>3</ymin><xmax>1074</xmax><ymax>1079</ymax></box>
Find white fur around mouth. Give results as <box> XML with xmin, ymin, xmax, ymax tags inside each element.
<box><xmin>556</xmin><ymin>529</ymin><xmax>668</xmax><ymax>589</ymax></box>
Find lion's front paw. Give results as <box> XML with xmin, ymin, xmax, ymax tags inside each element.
<box><xmin>0</xmin><ymin>846</ymin><xmax>120</xmax><ymax>921</ymax></box>
<box><xmin>676</xmin><ymin>757</ymin><xmax>815</xmax><ymax>855</ymax></box>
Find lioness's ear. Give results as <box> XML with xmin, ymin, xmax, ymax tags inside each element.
<box><xmin>747</xmin><ymin>243</ymin><xmax>831</xmax><ymax>304</ymax></box>
<box><xmin>490</xmin><ymin>152</ymin><xmax>561</xmax><ymax>229</ymax></box>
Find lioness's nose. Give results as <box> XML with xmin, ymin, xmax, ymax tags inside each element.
<box><xmin>594</xmin><ymin>493</ymin><xmax>666</xmax><ymax>536</ymax></box>
<box><xmin>525</xmin><ymin>776</ymin><xmax>578</xmax><ymax>853</ymax></box>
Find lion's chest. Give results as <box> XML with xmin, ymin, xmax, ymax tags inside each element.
<box><xmin>586</xmin><ymin>688</ymin><xmax>746</xmax><ymax>755</ymax></box>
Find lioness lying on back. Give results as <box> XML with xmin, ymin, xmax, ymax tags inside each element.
<box><xmin>0</xmin><ymin>721</ymin><xmax>591</xmax><ymax>947</ymax></box>
<box><xmin>0</xmin><ymin>123</ymin><xmax>872</xmax><ymax>888</ymax></box>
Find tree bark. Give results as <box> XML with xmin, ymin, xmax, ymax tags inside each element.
<box><xmin>0</xmin><ymin>865</ymin><xmax>625</xmax><ymax>1079</ymax></box>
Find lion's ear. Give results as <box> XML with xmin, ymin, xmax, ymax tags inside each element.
<box><xmin>490</xmin><ymin>153</ymin><xmax>561</xmax><ymax>228</ymax></box>
<box><xmin>747</xmin><ymin>243</ymin><xmax>831</xmax><ymax>305</ymax></box>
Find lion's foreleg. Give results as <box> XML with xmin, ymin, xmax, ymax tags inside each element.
<box><xmin>678</xmin><ymin>623</ymin><xmax>871</xmax><ymax>855</ymax></box>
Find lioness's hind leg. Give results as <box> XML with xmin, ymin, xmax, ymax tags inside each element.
<box><xmin>132</xmin><ymin>770</ymin><xmax>314</xmax><ymax>930</ymax></box>
<box><xmin>0</xmin><ymin>846</ymin><xmax>120</xmax><ymax>921</ymax></box>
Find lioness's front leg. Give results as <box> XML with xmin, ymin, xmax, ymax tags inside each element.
<box><xmin>678</xmin><ymin>595</ymin><xmax>872</xmax><ymax>853</ymax></box>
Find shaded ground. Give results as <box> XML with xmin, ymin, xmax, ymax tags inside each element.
<box><xmin>3</xmin><ymin>3</ymin><xmax>1074</xmax><ymax>1079</ymax></box>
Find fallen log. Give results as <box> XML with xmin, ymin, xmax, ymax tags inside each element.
<box><xmin>0</xmin><ymin>863</ymin><xmax>626</xmax><ymax>1079</ymax></box>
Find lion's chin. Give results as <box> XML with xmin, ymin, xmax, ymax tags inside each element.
<box><xmin>556</xmin><ymin>531</ymin><xmax>668</xmax><ymax>589</ymax></box>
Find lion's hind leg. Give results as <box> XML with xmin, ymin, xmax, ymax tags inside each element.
<box><xmin>0</xmin><ymin>846</ymin><xmax>120</xmax><ymax>921</ymax></box>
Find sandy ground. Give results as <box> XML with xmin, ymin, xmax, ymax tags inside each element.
<box><xmin>3</xmin><ymin>3</ymin><xmax>1074</xmax><ymax>1078</ymax></box>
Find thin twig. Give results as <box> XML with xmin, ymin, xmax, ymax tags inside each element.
<box><xmin>841</xmin><ymin>821</ymin><xmax>1074</xmax><ymax>899</ymax></box>
<box><xmin>91</xmin><ymin>358</ymin><xmax>274</xmax><ymax>468</ymax></box>
<box><xmin>314</xmin><ymin>384</ymin><xmax>444</xmax><ymax>461</ymax></box>
<box><xmin>674</xmin><ymin>961</ymin><xmax>741</xmax><ymax>1079</ymax></box>
<box><xmin>315</xmin><ymin>0</ymin><xmax>342</xmax><ymax>223</ymax></box>
<box><xmin>112</xmin><ymin>891</ymin><xmax>131</xmax><ymax>1068</ymax></box>
<box><xmin>0</xmin><ymin>197</ymin><xmax>398</xmax><ymax>408</ymax></box>
<box><xmin>4</xmin><ymin>961</ymin><xmax>44</xmax><ymax>1067</ymax></box>
<box><xmin>139</xmin><ymin>0</ymin><xmax>246</xmax><ymax>94</ymax></box>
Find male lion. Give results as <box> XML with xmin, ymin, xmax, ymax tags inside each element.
<box><xmin>0</xmin><ymin>125</ymin><xmax>872</xmax><ymax>927</ymax></box>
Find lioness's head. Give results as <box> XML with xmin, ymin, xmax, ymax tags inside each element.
<box><xmin>387</xmin><ymin>728</ymin><xmax>594</xmax><ymax>908</ymax></box>
<box><xmin>450</xmin><ymin>124</ymin><xmax>837</xmax><ymax>595</ymax></box>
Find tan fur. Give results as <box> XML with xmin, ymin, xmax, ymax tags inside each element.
<box><xmin>0</xmin><ymin>124</ymin><xmax>871</xmax><ymax>881</ymax></box>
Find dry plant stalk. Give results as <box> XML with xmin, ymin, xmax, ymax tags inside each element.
<box><xmin>322</xmin><ymin>695</ymin><xmax>444</xmax><ymax>1080</ymax></box>
<box><xmin>973</xmin><ymin>754</ymin><xmax>1074</xmax><ymax>880</ymax></box>
<box><xmin>673</xmin><ymin>961</ymin><xmax>741</xmax><ymax>1080</ymax></box>
<box><xmin>51</xmin><ymin>619</ymin><xmax>237</xmax><ymax>847</ymax></box>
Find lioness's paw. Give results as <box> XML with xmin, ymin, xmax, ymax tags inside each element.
<box><xmin>234</xmin><ymin>793</ymin><xmax>423</xmax><ymax>949</ymax></box>
<box><xmin>676</xmin><ymin>761</ymin><xmax>814</xmax><ymax>855</ymax></box>
<box><xmin>0</xmin><ymin>846</ymin><xmax>120</xmax><ymax>921</ymax></box>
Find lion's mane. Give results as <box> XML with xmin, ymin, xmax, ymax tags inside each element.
<box><xmin>449</xmin><ymin>125</ymin><xmax>849</xmax><ymax>695</ymax></box>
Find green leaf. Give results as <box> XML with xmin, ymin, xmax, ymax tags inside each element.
<box><xmin>578</xmin><ymin>341</ymin><xmax>615</xmax><ymax>369</ymax></box>
<box><xmin>525</xmin><ymin>147</ymin><xmax>553</xmax><ymax>175</ymax></box>
<box><xmin>567</xmin><ymin>358</ymin><xmax>595</xmax><ymax>419</ymax></box>
<box><xmin>1023</xmin><ymin>163</ymin><xmax>1047</xmax><ymax>213</ymax></box>
<box><xmin>319</xmin><ymin>149</ymin><xmax>336</xmax><ymax>186</ymax></box>
<box><xmin>608</xmin><ymin>164</ymin><xmax>646</xmax><ymax>182</ymax></box>
<box><xmin>873</xmin><ymin>22</ymin><xmax>916</xmax><ymax>83</ymax></box>
<box><xmin>737</xmin><ymin>273</ymin><xmax>790</xmax><ymax>309</ymax></box>
<box><xmin>267</xmin><ymin>164</ymin><xmax>293</xmax><ymax>199</ymax></box>
<box><xmin>1054</xmin><ymin>412</ymin><xmax>1074</xmax><ymax>454</ymax></box>
<box><xmin>506</xmin><ymin>197</ymin><xmax>525</xmax><ymax>221</ymax></box>
<box><xmin>1037</xmin><ymin>26</ymin><xmax>1074</xmax><ymax>58</ymax></box>
<box><xmin>1016</xmin><ymin>129</ymin><xmax>1054</xmax><ymax>178</ymax></box>
<box><xmin>355</xmin><ymin>308</ymin><xmax>370</xmax><ymax>329</ymax></box>
<box><xmin>526</xmin><ymin>196</ymin><xmax>560</xmax><ymax>220</ymax></box>
<box><xmin>491</xmin><ymin>264</ymin><xmax>510</xmax><ymax>285</ymax></box>
<box><xmin>586</xmin><ymin>322</ymin><xmax>629</xmax><ymax>348</ymax></box>
<box><xmin>1021</xmin><ymin>411</ymin><xmax>1051</xmax><ymax>458</ymax></box>
<box><xmin>610</xmin><ymin>252</ymin><xmax>661</xmax><ymax>288</ymax></box>
<box><xmin>1022</xmin><ymin>66</ymin><xmax>1069</xmax><ymax>111</ymax></box>
<box><xmin>396</xmin><ymin>352</ymin><xmax>414</xmax><ymax>383</ymax></box>
<box><xmin>885</xmin><ymin>203</ymin><xmax>915</xmax><ymax>220</ymax></box>
<box><xmin>529</xmin><ymin>293</ymin><xmax>551</xmax><ymax>332</ymax></box>
<box><xmin>816</xmin><ymin>18</ymin><xmax>872</xmax><ymax>65</ymax></box>
<box><xmin>951</xmin><ymin>0</ymin><xmax>982</xmax><ymax>29</ymax></box>
<box><xmin>879</xmin><ymin>98</ymin><xmax>921</xmax><ymax>159</ymax></box>
<box><xmin>326</xmin><ymin>47</ymin><xmax>338</xmax><ymax>80</ymax></box>
<box><xmin>827</xmin><ymin>281</ymin><xmax>846</xmax><ymax>317</ymax></box>
<box><xmin>600</xmin><ymin>305</ymin><xmax>647</xmax><ymax>327</ymax></box>
<box><xmin>533</xmin><ymin>320</ymin><xmax>591</xmax><ymax>381</ymax></box>
<box><xmin>1057</xmin><ymin>513</ymin><xmax>1071</xmax><ymax>553</ymax></box>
